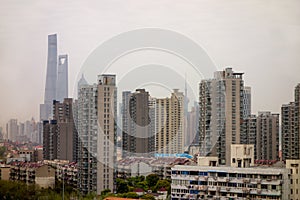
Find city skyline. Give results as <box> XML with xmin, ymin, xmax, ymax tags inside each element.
<box><xmin>1</xmin><ymin>0</ymin><xmax>300</xmax><ymax>128</ymax></box>
<box><xmin>0</xmin><ymin>1</ymin><xmax>300</xmax><ymax>199</ymax></box>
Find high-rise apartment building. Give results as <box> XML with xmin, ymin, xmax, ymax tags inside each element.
<box><xmin>43</xmin><ymin>98</ymin><xmax>77</xmax><ymax>162</ymax></box>
<box><xmin>256</xmin><ymin>112</ymin><xmax>279</xmax><ymax>161</ymax></box>
<box><xmin>242</xmin><ymin>86</ymin><xmax>251</xmax><ymax>118</ymax></box>
<box><xmin>241</xmin><ymin>115</ymin><xmax>257</xmax><ymax>158</ymax></box>
<box><xmin>77</xmin><ymin>83</ymin><xmax>98</xmax><ymax>194</ymax></box>
<box><xmin>199</xmin><ymin>68</ymin><xmax>244</xmax><ymax>165</ymax></box>
<box><xmin>43</xmin><ymin>119</ymin><xmax>58</xmax><ymax>160</ymax></box>
<box><xmin>53</xmin><ymin>98</ymin><xmax>77</xmax><ymax>161</ymax></box>
<box><xmin>6</xmin><ymin>119</ymin><xmax>18</xmax><ymax>142</ymax></box>
<box><xmin>77</xmin><ymin>74</ymin><xmax>117</xmax><ymax>195</ymax></box>
<box><xmin>156</xmin><ymin>89</ymin><xmax>184</xmax><ymax>154</ymax></box>
<box><xmin>122</xmin><ymin>89</ymin><xmax>154</xmax><ymax>157</ymax></box>
<box><xmin>282</xmin><ymin>84</ymin><xmax>300</xmax><ymax>160</ymax></box>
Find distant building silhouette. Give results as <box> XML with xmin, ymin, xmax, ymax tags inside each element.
<box><xmin>40</xmin><ymin>34</ymin><xmax>68</xmax><ymax>121</ymax></box>
<box><xmin>56</xmin><ymin>54</ymin><xmax>68</xmax><ymax>102</ymax></box>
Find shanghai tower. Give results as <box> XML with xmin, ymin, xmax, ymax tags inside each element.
<box><xmin>40</xmin><ymin>34</ymin><xmax>58</xmax><ymax>120</ymax></box>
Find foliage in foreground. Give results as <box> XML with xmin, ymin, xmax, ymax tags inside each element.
<box><xmin>0</xmin><ymin>180</ymin><xmax>96</xmax><ymax>200</ymax></box>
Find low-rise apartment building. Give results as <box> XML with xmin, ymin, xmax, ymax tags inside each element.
<box><xmin>9</xmin><ymin>162</ymin><xmax>55</xmax><ymax>188</ymax></box>
<box><xmin>171</xmin><ymin>165</ymin><xmax>290</xmax><ymax>199</ymax></box>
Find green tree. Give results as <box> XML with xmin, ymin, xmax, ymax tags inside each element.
<box><xmin>146</xmin><ymin>174</ymin><xmax>159</xmax><ymax>188</ymax></box>
<box><xmin>119</xmin><ymin>192</ymin><xmax>139</xmax><ymax>198</ymax></box>
<box><xmin>0</xmin><ymin>146</ymin><xmax>6</xmax><ymax>158</ymax></box>
<box><xmin>135</xmin><ymin>180</ymin><xmax>148</xmax><ymax>191</ymax></box>
<box><xmin>101</xmin><ymin>188</ymin><xmax>111</xmax><ymax>196</ymax></box>
<box><xmin>154</xmin><ymin>179</ymin><xmax>171</xmax><ymax>194</ymax></box>
<box><xmin>116</xmin><ymin>178</ymin><xmax>129</xmax><ymax>193</ymax></box>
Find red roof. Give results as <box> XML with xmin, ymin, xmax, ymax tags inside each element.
<box><xmin>158</xmin><ymin>187</ymin><xmax>167</xmax><ymax>192</ymax></box>
<box><xmin>133</xmin><ymin>188</ymin><xmax>144</xmax><ymax>192</ymax></box>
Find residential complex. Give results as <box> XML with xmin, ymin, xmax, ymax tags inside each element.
<box><xmin>199</xmin><ymin>68</ymin><xmax>244</xmax><ymax>165</ymax></box>
<box><xmin>6</xmin><ymin>119</ymin><xmax>18</xmax><ymax>142</ymax></box>
<box><xmin>9</xmin><ymin>162</ymin><xmax>55</xmax><ymax>188</ymax></box>
<box><xmin>242</xmin><ymin>86</ymin><xmax>251</xmax><ymax>119</ymax></box>
<box><xmin>282</xmin><ymin>84</ymin><xmax>300</xmax><ymax>160</ymax></box>
<box><xmin>156</xmin><ymin>89</ymin><xmax>184</xmax><ymax>154</ymax></box>
<box><xmin>122</xmin><ymin>89</ymin><xmax>154</xmax><ymax>157</ymax></box>
<box><xmin>256</xmin><ymin>112</ymin><xmax>279</xmax><ymax>161</ymax></box>
<box><xmin>171</xmin><ymin>165</ymin><xmax>290</xmax><ymax>200</ymax></box>
<box><xmin>77</xmin><ymin>74</ymin><xmax>117</xmax><ymax>195</ymax></box>
<box><xmin>241</xmin><ymin>115</ymin><xmax>257</xmax><ymax>158</ymax></box>
<box><xmin>43</xmin><ymin>98</ymin><xmax>77</xmax><ymax>162</ymax></box>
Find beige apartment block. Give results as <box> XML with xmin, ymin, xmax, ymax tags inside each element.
<box><xmin>230</xmin><ymin>144</ymin><xmax>254</xmax><ymax>168</ymax></box>
<box><xmin>286</xmin><ymin>159</ymin><xmax>300</xmax><ymax>200</ymax></box>
<box><xmin>156</xmin><ymin>89</ymin><xmax>184</xmax><ymax>154</ymax></box>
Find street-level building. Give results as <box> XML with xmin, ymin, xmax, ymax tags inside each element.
<box><xmin>171</xmin><ymin>165</ymin><xmax>290</xmax><ymax>200</ymax></box>
<box><xmin>286</xmin><ymin>159</ymin><xmax>300</xmax><ymax>200</ymax></box>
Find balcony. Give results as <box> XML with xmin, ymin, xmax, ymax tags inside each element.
<box><xmin>207</xmin><ymin>186</ymin><xmax>217</xmax><ymax>191</ymax></box>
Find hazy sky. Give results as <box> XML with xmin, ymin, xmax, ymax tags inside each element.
<box><xmin>0</xmin><ymin>0</ymin><xmax>300</xmax><ymax>128</ymax></box>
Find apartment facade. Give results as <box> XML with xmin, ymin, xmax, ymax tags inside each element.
<box><xmin>6</xmin><ymin>119</ymin><xmax>18</xmax><ymax>142</ymax></box>
<box><xmin>9</xmin><ymin>163</ymin><xmax>55</xmax><ymax>188</ymax></box>
<box><xmin>242</xmin><ymin>86</ymin><xmax>251</xmax><ymax>119</ymax></box>
<box><xmin>122</xmin><ymin>89</ymin><xmax>154</xmax><ymax>157</ymax></box>
<box><xmin>199</xmin><ymin>68</ymin><xmax>244</xmax><ymax>165</ymax></box>
<box><xmin>156</xmin><ymin>89</ymin><xmax>184</xmax><ymax>154</ymax></box>
<box><xmin>53</xmin><ymin>98</ymin><xmax>77</xmax><ymax>161</ymax></box>
<box><xmin>171</xmin><ymin>165</ymin><xmax>290</xmax><ymax>200</ymax></box>
<box><xmin>43</xmin><ymin>98</ymin><xmax>77</xmax><ymax>162</ymax></box>
<box><xmin>282</xmin><ymin>84</ymin><xmax>300</xmax><ymax>160</ymax></box>
<box><xmin>256</xmin><ymin>112</ymin><xmax>279</xmax><ymax>161</ymax></box>
<box><xmin>241</xmin><ymin>115</ymin><xmax>257</xmax><ymax>159</ymax></box>
<box><xmin>286</xmin><ymin>159</ymin><xmax>300</xmax><ymax>200</ymax></box>
<box><xmin>77</xmin><ymin>74</ymin><xmax>117</xmax><ymax>195</ymax></box>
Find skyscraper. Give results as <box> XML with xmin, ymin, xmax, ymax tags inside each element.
<box><xmin>40</xmin><ymin>34</ymin><xmax>58</xmax><ymax>121</ymax></box>
<box><xmin>256</xmin><ymin>112</ymin><xmax>279</xmax><ymax>161</ymax></box>
<box><xmin>155</xmin><ymin>89</ymin><xmax>184</xmax><ymax>154</ymax></box>
<box><xmin>282</xmin><ymin>84</ymin><xmax>300</xmax><ymax>160</ymax></box>
<box><xmin>77</xmin><ymin>74</ymin><xmax>117</xmax><ymax>195</ymax></box>
<box><xmin>122</xmin><ymin>89</ymin><xmax>154</xmax><ymax>157</ymax></box>
<box><xmin>77</xmin><ymin>83</ymin><xmax>98</xmax><ymax>194</ymax></box>
<box><xmin>56</xmin><ymin>54</ymin><xmax>68</xmax><ymax>102</ymax></box>
<box><xmin>199</xmin><ymin>68</ymin><xmax>244</xmax><ymax>165</ymax></box>
<box><xmin>40</xmin><ymin>34</ymin><xmax>69</xmax><ymax>120</ymax></box>
<box><xmin>6</xmin><ymin>119</ymin><xmax>18</xmax><ymax>142</ymax></box>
